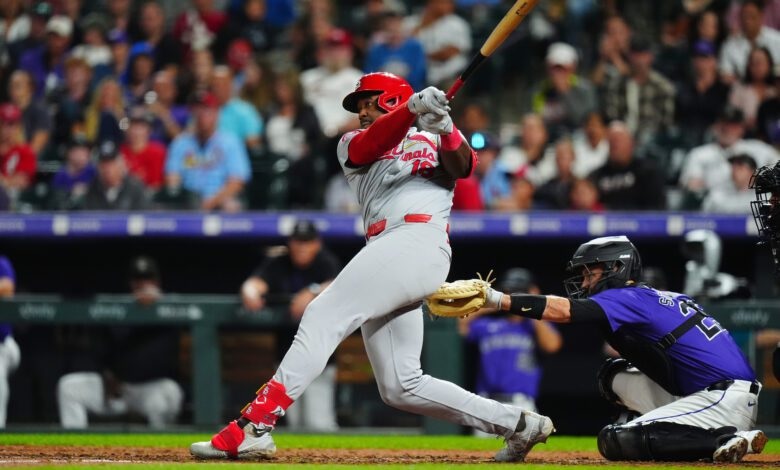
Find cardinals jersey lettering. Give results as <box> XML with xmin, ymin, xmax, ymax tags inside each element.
<box><xmin>337</xmin><ymin>127</ymin><xmax>456</xmax><ymax>233</ymax></box>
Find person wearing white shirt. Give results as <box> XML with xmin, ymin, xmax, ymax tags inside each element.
<box><xmin>702</xmin><ymin>153</ymin><xmax>759</xmax><ymax>213</ymax></box>
<box><xmin>572</xmin><ymin>112</ymin><xmax>609</xmax><ymax>178</ymax></box>
<box><xmin>498</xmin><ymin>113</ymin><xmax>556</xmax><ymax>187</ymax></box>
<box><xmin>720</xmin><ymin>0</ymin><xmax>780</xmax><ymax>82</ymax></box>
<box><xmin>680</xmin><ymin>106</ymin><xmax>780</xmax><ymax>195</ymax></box>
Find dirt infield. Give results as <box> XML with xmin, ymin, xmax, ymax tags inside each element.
<box><xmin>0</xmin><ymin>445</ymin><xmax>778</xmax><ymax>466</ymax></box>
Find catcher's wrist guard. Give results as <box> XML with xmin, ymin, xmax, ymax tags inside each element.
<box><xmin>509</xmin><ymin>294</ymin><xmax>547</xmax><ymax>319</ymax></box>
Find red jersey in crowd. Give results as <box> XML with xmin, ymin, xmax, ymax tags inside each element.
<box><xmin>452</xmin><ymin>175</ymin><xmax>484</xmax><ymax>211</ymax></box>
<box><xmin>0</xmin><ymin>144</ymin><xmax>36</xmax><ymax>184</ymax></box>
<box><xmin>120</xmin><ymin>142</ymin><xmax>166</xmax><ymax>189</ymax></box>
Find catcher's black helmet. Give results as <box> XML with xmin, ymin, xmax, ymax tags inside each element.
<box><xmin>750</xmin><ymin>160</ymin><xmax>780</xmax><ymax>274</ymax></box>
<box><xmin>564</xmin><ymin>236</ymin><xmax>642</xmax><ymax>299</ymax></box>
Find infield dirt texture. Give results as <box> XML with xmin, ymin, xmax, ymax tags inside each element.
<box><xmin>0</xmin><ymin>434</ymin><xmax>778</xmax><ymax>468</ymax></box>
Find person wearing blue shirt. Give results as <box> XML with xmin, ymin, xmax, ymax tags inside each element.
<box><xmin>476</xmin><ymin>236</ymin><xmax>767</xmax><ymax>463</ymax></box>
<box><xmin>165</xmin><ymin>92</ymin><xmax>251</xmax><ymax>211</ymax></box>
<box><xmin>211</xmin><ymin>66</ymin><xmax>264</xmax><ymax>152</ymax></box>
<box><xmin>0</xmin><ymin>255</ymin><xmax>21</xmax><ymax>429</ymax></box>
<box><xmin>364</xmin><ymin>10</ymin><xmax>427</xmax><ymax>90</ymax></box>
<box><xmin>469</xmin><ymin>131</ymin><xmax>511</xmax><ymax>209</ymax></box>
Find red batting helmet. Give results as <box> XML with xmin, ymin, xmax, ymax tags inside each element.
<box><xmin>342</xmin><ymin>72</ymin><xmax>413</xmax><ymax>113</ymax></box>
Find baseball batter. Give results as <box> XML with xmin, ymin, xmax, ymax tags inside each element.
<box><xmin>468</xmin><ymin>235</ymin><xmax>767</xmax><ymax>463</ymax></box>
<box><xmin>191</xmin><ymin>72</ymin><xmax>554</xmax><ymax>462</ymax></box>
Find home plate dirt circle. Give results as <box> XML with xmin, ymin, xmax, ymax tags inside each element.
<box><xmin>0</xmin><ymin>445</ymin><xmax>778</xmax><ymax>465</ymax></box>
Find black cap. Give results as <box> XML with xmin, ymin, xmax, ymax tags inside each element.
<box><xmin>289</xmin><ymin>220</ymin><xmax>319</xmax><ymax>241</ymax></box>
<box><xmin>97</xmin><ymin>140</ymin><xmax>120</xmax><ymax>162</ymax></box>
<box><xmin>129</xmin><ymin>256</ymin><xmax>160</xmax><ymax>281</ymax></box>
<box><xmin>499</xmin><ymin>267</ymin><xmax>536</xmax><ymax>293</ymax></box>
<box><xmin>719</xmin><ymin>105</ymin><xmax>745</xmax><ymax>124</ymax></box>
<box><xmin>630</xmin><ymin>36</ymin><xmax>653</xmax><ymax>53</ymax></box>
<box><xmin>728</xmin><ymin>153</ymin><xmax>758</xmax><ymax>170</ymax></box>
<box><xmin>469</xmin><ymin>131</ymin><xmax>500</xmax><ymax>151</ymax></box>
<box><xmin>32</xmin><ymin>2</ymin><xmax>53</xmax><ymax>19</ymax></box>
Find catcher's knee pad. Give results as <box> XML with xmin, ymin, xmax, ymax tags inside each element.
<box><xmin>597</xmin><ymin>358</ymin><xmax>632</xmax><ymax>405</ymax></box>
<box><xmin>597</xmin><ymin>424</ymin><xmax>652</xmax><ymax>461</ymax></box>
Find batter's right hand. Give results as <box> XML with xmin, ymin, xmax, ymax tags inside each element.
<box><xmin>407</xmin><ymin>87</ymin><xmax>450</xmax><ymax>116</ymax></box>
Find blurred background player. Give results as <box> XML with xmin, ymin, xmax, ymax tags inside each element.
<box><xmin>0</xmin><ymin>255</ymin><xmax>21</xmax><ymax>428</ymax></box>
<box><xmin>458</xmin><ymin>268</ymin><xmax>562</xmax><ymax>437</ymax></box>
<box><xmin>240</xmin><ymin>219</ymin><xmax>341</xmax><ymax>431</ymax></box>
<box><xmin>57</xmin><ymin>256</ymin><xmax>182</xmax><ymax>429</ymax></box>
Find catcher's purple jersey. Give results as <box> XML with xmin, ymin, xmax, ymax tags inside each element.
<box><xmin>591</xmin><ymin>286</ymin><xmax>755</xmax><ymax>395</ymax></box>
<box><xmin>467</xmin><ymin>317</ymin><xmax>542</xmax><ymax>398</ymax></box>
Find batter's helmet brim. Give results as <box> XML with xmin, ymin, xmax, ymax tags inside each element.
<box><xmin>342</xmin><ymin>90</ymin><xmax>382</xmax><ymax>113</ymax></box>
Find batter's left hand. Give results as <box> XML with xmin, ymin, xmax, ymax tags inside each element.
<box><xmin>407</xmin><ymin>87</ymin><xmax>450</xmax><ymax>116</ymax></box>
<box><xmin>418</xmin><ymin>111</ymin><xmax>453</xmax><ymax>135</ymax></box>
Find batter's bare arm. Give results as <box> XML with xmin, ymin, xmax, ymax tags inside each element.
<box><xmin>440</xmin><ymin>140</ymin><xmax>476</xmax><ymax>179</ymax></box>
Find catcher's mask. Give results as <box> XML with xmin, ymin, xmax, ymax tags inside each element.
<box><xmin>342</xmin><ymin>72</ymin><xmax>413</xmax><ymax>114</ymax></box>
<box><xmin>750</xmin><ymin>160</ymin><xmax>780</xmax><ymax>275</ymax></box>
<box><xmin>564</xmin><ymin>236</ymin><xmax>642</xmax><ymax>299</ymax></box>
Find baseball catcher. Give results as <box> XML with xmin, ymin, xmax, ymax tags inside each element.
<box><xmin>428</xmin><ymin>236</ymin><xmax>767</xmax><ymax>463</ymax></box>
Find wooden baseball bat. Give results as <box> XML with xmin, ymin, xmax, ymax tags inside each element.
<box><xmin>446</xmin><ymin>0</ymin><xmax>540</xmax><ymax>100</ymax></box>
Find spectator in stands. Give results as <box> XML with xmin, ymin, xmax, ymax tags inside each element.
<box><xmin>0</xmin><ymin>103</ymin><xmax>36</xmax><ymax>205</ymax></box>
<box><xmin>591</xmin><ymin>15</ymin><xmax>632</xmax><ymax>88</ymax></box>
<box><xmin>572</xmin><ymin>112</ymin><xmax>609</xmax><ymax>179</ymax></box>
<box><xmin>107</xmin><ymin>29</ymin><xmax>130</xmax><ymax>81</ymax></box>
<box><xmin>569</xmin><ymin>177</ymin><xmax>603</xmax><ymax>211</ymax></box>
<box><xmin>469</xmin><ymin>131</ymin><xmax>511</xmax><ymax>210</ymax></box>
<box><xmin>364</xmin><ymin>6</ymin><xmax>427</xmax><ymax>90</ymax></box>
<box><xmin>729</xmin><ymin>46</ymin><xmax>777</xmax><ymax>133</ymax></box>
<box><xmin>239</xmin><ymin>58</ymin><xmax>274</xmax><ymax>116</ymax></box>
<box><xmin>493</xmin><ymin>173</ymin><xmax>536</xmax><ymax>212</ymax></box>
<box><xmin>691</xmin><ymin>8</ymin><xmax>726</xmax><ymax>50</ymax></box>
<box><xmin>532</xmin><ymin>42</ymin><xmax>597</xmax><ymax>141</ymax></box>
<box><xmin>403</xmin><ymin>0</ymin><xmax>471</xmax><ymax>88</ymax></box>
<box><xmin>124</xmin><ymin>42</ymin><xmax>156</xmax><ymax>105</ymax></box>
<box><xmin>702</xmin><ymin>153</ymin><xmax>758</xmax><ymax>213</ymax></box>
<box><xmin>20</xmin><ymin>15</ymin><xmax>73</xmax><ymax>97</ymax></box>
<box><xmin>211</xmin><ymin>65</ymin><xmax>264</xmax><ymax>152</ymax></box>
<box><xmin>185</xmin><ymin>48</ymin><xmax>215</xmax><ymax>101</ymax></box>
<box><xmin>266</xmin><ymin>68</ymin><xmax>325</xmax><ymax>208</ymax></box>
<box><xmin>120</xmin><ymin>107</ymin><xmax>165</xmax><ymax>191</ymax></box>
<box><xmin>8</xmin><ymin>70</ymin><xmax>51</xmax><ymax>156</ymax></box>
<box><xmin>535</xmin><ymin>137</ymin><xmax>577</xmax><ymax>210</ymax></box>
<box><xmin>300</xmin><ymin>28</ymin><xmax>363</xmax><ymax>140</ymax></box>
<box><xmin>458</xmin><ymin>267</ymin><xmax>561</xmax><ymax>435</ymax></box>
<box><xmin>680</xmin><ymin>106</ymin><xmax>779</xmax><ymax>197</ymax></box>
<box><xmin>675</xmin><ymin>40</ymin><xmax>730</xmax><ymax>148</ymax></box>
<box><xmin>0</xmin><ymin>0</ymin><xmax>30</xmax><ymax>69</ymax></box>
<box><xmin>146</xmin><ymin>70</ymin><xmax>188</xmax><ymax>144</ymax></box>
<box><xmin>499</xmin><ymin>113</ymin><xmax>556</xmax><ymax>186</ymax></box>
<box><xmin>241</xmin><ymin>219</ymin><xmax>341</xmax><ymax>431</ymax></box>
<box><xmin>0</xmin><ymin>255</ymin><xmax>20</xmax><ymax>428</ymax></box>
<box><xmin>756</xmin><ymin>75</ymin><xmax>780</xmax><ymax>146</ymax></box>
<box><xmin>172</xmin><ymin>0</ymin><xmax>228</xmax><ymax>62</ymax></box>
<box><xmin>137</xmin><ymin>0</ymin><xmax>180</xmax><ymax>71</ymax></box>
<box><xmin>589</xmin><ymin>121</ymin><xmax>666</xmax><ymax>210</ymax></box>
<box><xmin>49</xmin><ymin>135</ymin><xmax>96</xmax><ymax>210</ymax></box>
<box><xmin>84</xmin><ymin>78</ymin><xmax>126</xmax><ymax>145</ymax></box>
<box><xmin>48</xmin><ymin>57</ymin><xmax>92</xmax><ymax>152</ymax></box>
<box><xmin>217</xmin><ymin>0</ymin><xmax>274</xmax><ymax>57</ymax></box>
<box><xmin>720</xmin><ymin>0</ymin><xmax>780</xmax><ymax>84</ymax></box>
<box><xmin>602</xmin><ymin>36</ymin><xmax>676</xmax><ymax>151</ymax></box>
<box><xmin>105</xmin><ymin>0</ymin><xmax>134</xmax><ymax>36</ymax></box>
<box><xmin>69</xmin><ymin>13</ymin><xmax>112</xmax><ymax>68</ymax></box>
<box><xmin>457</xmin><ymin>100</ymin><xmax>491</xmax><ymax>137</ymax></box>
<box><xmin>452</xmin><ymin>170</ymin><xmax>484</xmax><ymax>211</ymax></box>
<box><xmin>6</xmin><ymin>1</ymin><xmax>51</xmax><ymax>70</ymax></box>
<box><xmin>57</xmin><ymin>255</ymin><xmax>183</xmax><ymax>429</ymax></box>
<box><xmin>323</xmin><ymin>174</ymin><xmax>359</xmax><ymax>212</ymax></box>
<box><xmin>83</xmin><ymin>140</ymin><xmax>148</xmax><ymax>211</ymax></box>
<box><xmin>165</xmin><ymin>92</ymin><xmax>250</xmax><ymax>212</ymax></box>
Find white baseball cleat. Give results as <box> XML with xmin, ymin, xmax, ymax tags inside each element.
<box><xmin>494</xmin><ymin>411</ymin><xmax>555</xmax><ymax>462</ymax></box>
<box><xmin>736</xmin><ymin>429</ymin><xmax>768</xmax><ymax>454</ymax></box>
<box><xmin>712</xmin><ymin>435</ymin><xmax>748</xmax><ymax>463</ymax></box>
<box><xmin>190</xmin><ymin>420</ymin><xmax>276</xmax><ymax>460</ymax></box>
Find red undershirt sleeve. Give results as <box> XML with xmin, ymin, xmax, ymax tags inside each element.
<box><xmin>347</xmin><ymin>106</ymin><xmax>416</xmax><ymax>166</ymax></box>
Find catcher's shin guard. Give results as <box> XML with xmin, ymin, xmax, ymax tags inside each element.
<box><xmin>190</xmin><ymin>380</ymin><xmax>293</xmax><ymax>460</ymax></box>
<box><xmin>598</xmin><ymin>422</ymin><xmax>739</xmax><ymax>461</ymax></box>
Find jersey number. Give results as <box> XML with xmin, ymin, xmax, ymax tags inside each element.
<box><xmin>411</xmin><ymin>160</ymin><xmax>434</xmax><ymax>179</ymax></box>
<box><xmin>679</xmin><ymin>302</ymin><xmax>724</xmax><ymax>341</ymax></box>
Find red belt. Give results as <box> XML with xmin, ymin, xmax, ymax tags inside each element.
<box><xmin>366</xmin><ymin>214</ymin><xmax>440</xmax><ymax>240</ymax></box>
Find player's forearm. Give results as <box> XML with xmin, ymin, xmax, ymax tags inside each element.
<box><xmin>498</xmin><ymin>293</ymin><xmax>572</xmax><ymax>323</ymax></box>
<box><xmin>348</xmin><ymin>105</ymin><xmax>416</xmax><ymax>165</ymax></box>
<box><xmin>440</xmin><ymin>137</ymin><xmax>476</xmax><ymax>179</ymax></box>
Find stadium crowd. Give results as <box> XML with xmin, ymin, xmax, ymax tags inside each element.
<box><xmin>0</xmin><ymin>0</ymin><xmax>778</xmax><ymax>213</ymax></box>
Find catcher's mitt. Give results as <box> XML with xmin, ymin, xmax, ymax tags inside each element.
<box><xmin>424</xmin><ymin>272</ymin><xmax>495</xmax><ymax>318</ymax></box>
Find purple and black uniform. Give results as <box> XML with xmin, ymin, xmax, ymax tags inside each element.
<box><xmin>0</xmin><ymin>256</ymin><xmax>15</xmax><ymax>342</ymax></box>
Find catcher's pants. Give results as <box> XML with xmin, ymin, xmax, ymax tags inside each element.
<box><xmin>275</xmin><ymin>223</ymin><xmax>524</xmax><ymax>437</ymax></box>
<box><xmin>612</xmin><ymin>369</ymin><xmax>759</xmax><ymax>431</ymax></box>
<box><xmin>57</xmin><ymin>372</ymin><xmax>183</xmax><ymax>429</ymax></box>
<box><xmin>0</xmin><ymin>336</ymin><xmax>20</xmax><ymax>428</ymax></box>
<box><xmin>284</xmin><ymin>364</ymin><xmax>338</xmax><ymax>431</ymax></box>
